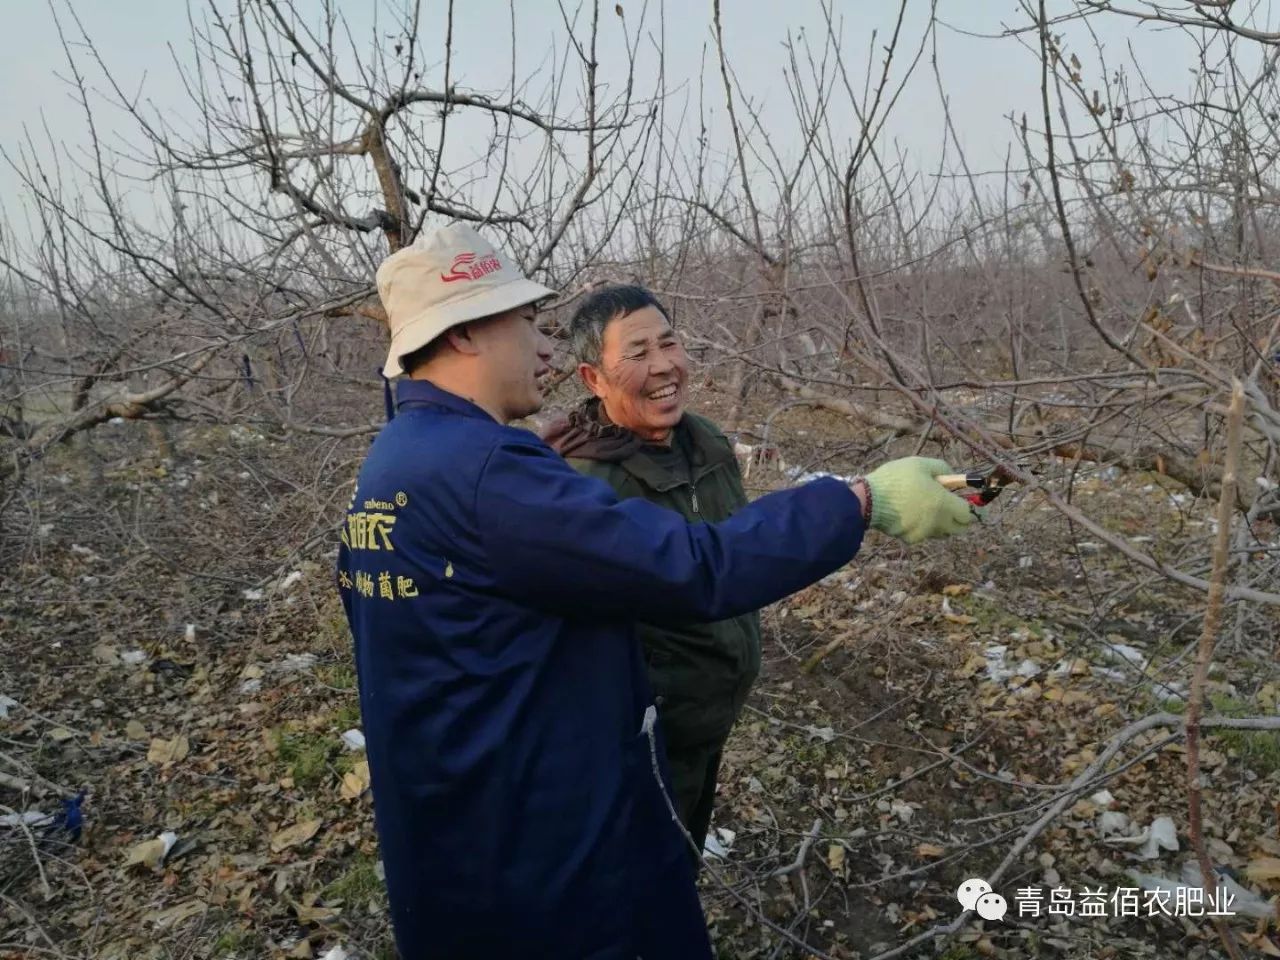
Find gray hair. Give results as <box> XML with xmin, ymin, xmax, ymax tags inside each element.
<box><xmin>568</xmin><ymin>284</ymin><xmax>673</xmax><ymax>367</ymax></box>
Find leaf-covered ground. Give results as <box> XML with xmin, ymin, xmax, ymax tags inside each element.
<box><xmin>2</xmin><ymin>404</ymin><xmax>1278</xmax><ymax>959</ymax></box>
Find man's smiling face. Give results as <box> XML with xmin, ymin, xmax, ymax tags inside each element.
<box><xmin>580</xmin><ymin>305</ymin><xmax>689</xmax><ymax>443</ymax></box>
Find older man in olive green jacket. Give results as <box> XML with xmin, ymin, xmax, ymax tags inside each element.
<box><xmin>543</xmin><ymin>284</ymin><xmax>757</xmax><ymax>863</ymax></box>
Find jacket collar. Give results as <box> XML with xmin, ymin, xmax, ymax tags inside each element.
<box><xmin>539</xmin><ymin>397</ymin><xmax>643</xmax><ymax>462</ymax></box>
<box><xmin>620</xmin><ymin>411</ymin><xmax>736</xmax><ymax>492</ymax></box>
<box><xmin>541</xmin><ymin>395</ymin><xmax>736</xmax><ymax>490</ymax></box>
<box><xmin>395</xmin><ymin>377</ymin><xmax>495</xmax><ymax>422</ymax></box>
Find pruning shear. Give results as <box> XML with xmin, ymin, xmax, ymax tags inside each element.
<box><xmin>937</xmin><ymin>466</ymin><xmax>1020</xmax><ymax>510</ymax></box>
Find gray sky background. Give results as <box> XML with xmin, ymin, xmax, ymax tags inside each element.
<box><xmin>0</xmin><ymin>1</ymin><xmax>1236</xmax><ymax>240</ymax></box>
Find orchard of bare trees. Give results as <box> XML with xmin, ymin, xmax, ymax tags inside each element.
<box><xmin>2</xmin><ymin>1</ymin><xmax>1279</xmax><ymax>958</ymax></box>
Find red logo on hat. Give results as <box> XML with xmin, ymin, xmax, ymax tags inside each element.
<box><xmin>441</xmin><ymin>251</ymin><xmax>501</xmax><ymax>283</ymax></box>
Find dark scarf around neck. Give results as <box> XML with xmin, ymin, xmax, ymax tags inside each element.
<box><xmin>539</xmin><ymin>397</ymin><xmax>645</xmax><ymax>462</ymax></box>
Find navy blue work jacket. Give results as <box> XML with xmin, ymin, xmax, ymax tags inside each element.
<box><xmin>336</xmin><ymin>378</ymin><xmax>865</xmax><ymax>959</ymax></box>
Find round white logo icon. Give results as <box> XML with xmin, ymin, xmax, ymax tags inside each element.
<box><xmin>956</xmin><ymin>878</ymin><xmax>992</xmax><ymax>911</ymax></box>
<box><xmin>976</xmin><ymin>892</ymin><xmax>1008</xmax><ymax>922</ymax></box>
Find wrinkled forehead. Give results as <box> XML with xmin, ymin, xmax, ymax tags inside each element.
<box><xmin>602</xmin><ymin>305</ymin><xmax>675</xmax><ymax>352</ymax></box>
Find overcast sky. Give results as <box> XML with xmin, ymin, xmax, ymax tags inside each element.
<box><xmin>0</xmin><ymin>1</ymin><xmax>1230</xmax><ymax>236</ymax></box>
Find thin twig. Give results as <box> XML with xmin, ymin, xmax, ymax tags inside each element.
<box><xmin>0</xmin><ymin>804</ymin><xmax>53</xmax><ymax>899</ymax></box>
<box><xmin>642</xmin><ymin>708</ymin><xmax>839</xmax><ymax>960</ymax></box>
<box><xmin>770</xmin><ymin>817</ymin><xmax>823</xmax><ymax>878</ymax></box>
<box><xmin>1184</xmin><ymin>379</ymin><xmax>1246</xmax><ymax>960</ymax></box>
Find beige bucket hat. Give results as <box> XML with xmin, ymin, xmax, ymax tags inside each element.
<box><xmin>375</xmin><ymin>223</ymin><xmax>557</xmax><ymax>377</ymax></box>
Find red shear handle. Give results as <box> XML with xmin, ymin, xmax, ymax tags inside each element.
<box><xmin>938</xmin><ymin>472</ymin><xmax>1000</xmax><ymax>507</ymax></box>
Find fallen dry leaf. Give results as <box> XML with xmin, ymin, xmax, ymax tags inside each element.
<box><xmin>1258</xmin><ymin>681</ymin><xmax>1279</xmax><ymax>712</ymax></box>
<box><xmin>827</xmin><ymin>842</ymin><xmax>846</xmax><ymax>874</ymax></box>
<box><xmin>1241</xmin><ymin>931</ymin><xmax>1280</xmax><ymax>958</ymax></box>
<box><xmin>271</xmin><ymin>818</ymin><xmax>322</xmax><ymax>853</ymax></box>
<box><xmin>147</xmin><ymin>736</ymin><xmax>189</xmax><ymax>765</ymax></box>
<box><xmin>124</xmin><ymin>836</ymin><xmax>171</xmax><ymax>870</ymax></box>
<box><xmin>915</xmin><ymin>842</ymin><xmax>946</xmax><ymax>859</ymax></box>
<box><xmin>145</xmin><ymin>899</ymin><xmax>205</xmax><ymax>929</ymax></box>
<box><xmin>340</xmin><ymin>760</ymin><xmax>370</xmax><ymax>801</ymax></box>
<box><xmin>125</xmin><ymin>719</ymin><xmax>147</xmax><ymax>740</ymax></box>
<box><xmin>292</xmin><ymin>898</ymin><xmax>341</xmax><ymax>924</ymax></box>
<box><xmin>1246</xmin><ymin>856</ymin><xmax>1280</xmax><ymax>884</ymax></box>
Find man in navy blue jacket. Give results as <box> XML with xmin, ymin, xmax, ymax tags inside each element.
<box><xmin>337</xmin><ymin>224</ymin><xmax>973</xmax><ymax>959</ymax></box>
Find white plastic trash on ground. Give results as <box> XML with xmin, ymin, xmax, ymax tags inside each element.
<box><xmin>1103</xmin><ymin>814</ymin><xmax>1179</xmax><ymax>860</ymax></box>
<box><xmin>702</xmin><ymin>827</ymin><xmax>736</xmax><ymax>860</ymax></box>
<box><xmin>0</xmin><ymin>811</ymin><xmax>52</xmax><ymax>829</ymax></box>
<box><xmin>279</xmin><ymin>653</ymin><xmax>318</xmax><ymax>672</ymax></box>
<box><xmin>784</xmin><ymin>465</ymin><xmax>856</xmax><ymax>485</ymax></box>
<box><xmin>341</xmin><ymin>729</ymin><xmax>366</xmax><ymax>751</ymax></box>
<box><xmin>1130</xmin><ymin>862</ymin><xmax>1276</xmax><ymax>920</ymax></box>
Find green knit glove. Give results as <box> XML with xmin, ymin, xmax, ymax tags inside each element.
<box><xmin>864</xmin><ymin>457</ymin><xmax>974</xmax><ymax>544</ymax></box>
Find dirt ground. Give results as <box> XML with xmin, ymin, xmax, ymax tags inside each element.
<box><xmin>2</xmin><ymin>387</ymin><xmax>1278</xmax><ymax>959</ymax></box>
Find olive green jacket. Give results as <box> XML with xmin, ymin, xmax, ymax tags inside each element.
<box><xmin>543</xmin><ymin>401</ymin><xmax>762</xmax><ymax>748</ymax></box>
